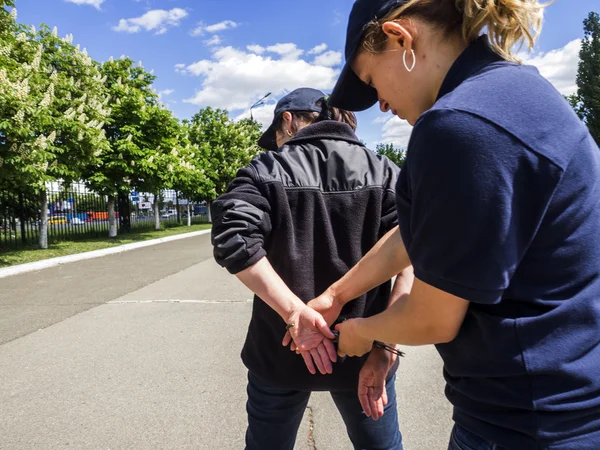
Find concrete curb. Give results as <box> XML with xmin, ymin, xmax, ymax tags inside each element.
<box><xmin>0</xmin><ymin>229</ymin><xmax>211</xmax><ymax>280</ymax></box>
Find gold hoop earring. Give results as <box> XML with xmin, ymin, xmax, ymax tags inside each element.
<box><xmin>287</xmin><ymin>130</ymin><xmax>293</xmax><ymax>137</ymax></box>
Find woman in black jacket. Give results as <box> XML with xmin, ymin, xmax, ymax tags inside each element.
<box><xmin>211</xmin><ymin>87</ymin><xmax>411</xmax><ymax>450</ymax></box>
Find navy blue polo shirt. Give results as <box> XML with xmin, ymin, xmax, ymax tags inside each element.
<box><xmin>396</xmin><ymin>36</ymin><xmax>600</xmax><ymax>449</ymax></box>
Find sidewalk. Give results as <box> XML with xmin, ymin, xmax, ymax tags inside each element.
<box><xmin>0</xmin><ymin>236</ymin><xmax>453</xmax><ymax>449</ymax></box>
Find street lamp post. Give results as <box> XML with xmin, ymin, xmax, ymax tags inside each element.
<box><xmin>250</xmin><ymin>92</ymin><xmax>272</xmax><ymax>121</ymax></box>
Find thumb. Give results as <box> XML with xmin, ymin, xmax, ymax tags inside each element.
<box><xmin>316</xmin><ymin>316</ymin><xmax>334</xmax><ymax>339</ymax></box>
<box><xmin>334</xmin><ymin>323</ymin><xmax>343</xmax><ymax>332</ymax></box>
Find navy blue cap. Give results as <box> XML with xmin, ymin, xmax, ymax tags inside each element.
<box><xmin>329</xmin><ymin>0</ymin><xmax>407</xmax><ymax>112</ymax></box>
<box><xmin>258</xmin><ymin>88</ymin><xmax>325</xmax><ymax>151</ymax></box>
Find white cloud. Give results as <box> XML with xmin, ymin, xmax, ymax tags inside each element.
<box><xmin>114</xmin><ymin>8</ymin><xmax>188</xmax><ymax>35</ymax></box>
<box><xmin>192</xmin><ymin>20</ymin><xmax>238</xmax><ymax>37</ymax></box>
<box><xmin>265</xmin><ymin>43</ymin><xmax>304</xmax><ymax>60</ymax></box>
<box><xmin>159</xmin><ymin>89</ymin><xmax>174</xmax><ymax>97</ymax></box>
<box><xmin>235</xmin><ymin>103</ymin><xmax>276</xmax><ymax>130</ymax></box>
<box><xmin>65</xmin><ymin>0</ymin><xmax>104</xmax><ymax>9</ymax></box>
<box><xmin>179</xmin><ymin>42</ymin><xmax>342</xmax><ymax>111</ymax></box>
<box><xmin>372</xmin><ymin>116</ymin><xmax>389</xmax><ymax>124</ymax></box>
<box><xmin>247</xmin><ymin>45</ymin><xmax>265</xmax><ymax>54</ymax></box>
<box><xmin>308</xmin><ymin>43</ymin><xmax>328</xmax><ymax>55</ymax></box>
<box><xmin>312</xmin><ymin>50</ymin><xmax>342</xmax><ymax>68</ymax></box>
<box><xmin>522</xmin><ymin>39</ymin><xmax>581</xmax><ymax>95</ymax></box>
<box><xmin>205</xmin><ymin>35</ymin><xmax>222</xmax><ymax>46</ymax></box>
<box><xmin>378</xmin><ymin>116</ymin><xmax>413</xmax><ymax>148</ymax></box>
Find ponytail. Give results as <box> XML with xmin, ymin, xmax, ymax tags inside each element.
<box><xmin>460</xmin><ymin>0</ymin><xmax>544</xmax><ymax>61</ymax></box>
<box><xmin>362</xmin><ymin>0</ymin><xmax>547</xmax><ymax>62</ymax></box>
<box><xmin>317</xmin><ymin>97</ymin><xmax>358</xmax><ymax>130</ymax></box>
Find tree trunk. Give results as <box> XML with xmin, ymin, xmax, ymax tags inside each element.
<box><xmin>154</xmin><ymin>193</ymin><xmax>160</xmax><ymax>231</ymax></box>
<box><xmin>187</xmin><ymin>202</ymin><xmax>191</xmax><ymax>227</ymax></box>
<box><xmin>176</xmin><ymin>191</ymin><xmax>181</xmax><ymax>225</ymax></box>
<box><xmin>207</xmin><ymin>200</ymin><xmax>212</xmax><ymax>223</ymax></box>
<box><xmin>39</xmin><ymin>189</ymin><xmax>48</xmax><ymax>249</ymax></box>
<box><xmin>107</xmin><ymin>195</ymin><xmax>117</xmax><ymax>238</ymax></box>
<box><xmin>18</xmin><ymin>192</ymin><xmax>26</xmax><ymax>245</ymax></box>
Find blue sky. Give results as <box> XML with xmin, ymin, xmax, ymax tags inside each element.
<box><xmin>16</xmin><ymin>0</ymin><xmax>599</xmax><ymax>148</ymax></box>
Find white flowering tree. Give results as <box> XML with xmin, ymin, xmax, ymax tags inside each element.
<box><xmin>0</xmin><ymin>9</ymin><xmax>109</xmax><ymax>248</ymax></box>
<box><xmin>85</xmin><ymin>56</ymin><xmax>162</xmax><ymax>237</ymax></box>
<box><xmin>187</xmin><ymin>108</ymin><xmax>263</xmax><ymax>221</ymax></box>
<box><xmin>171</xmin><ymin>122</ymin><xmax>214</xmax><ymax>227</ymax></box>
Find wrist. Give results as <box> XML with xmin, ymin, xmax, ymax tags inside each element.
<box><xmin>370</xmin><ymin>345</ymin><xmax>397</xmax><ymax>369</ymax></box>
<box><xmin>283</xmin><ymin>298</ymin><xmax>306</xmax><ymax>324</ymax></box>
<box><xmin>328</xmin><ymin>284</ymin><xmax>348</xmax><ymax>309</ymax></box>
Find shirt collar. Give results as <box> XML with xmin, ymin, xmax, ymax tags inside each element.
<box><xmin>437</xmin><ymin>35</ymin><xmax>504</xmax><ymax>101</ymax></box>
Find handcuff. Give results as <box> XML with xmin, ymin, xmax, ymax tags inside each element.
<box><xmin>331</xmin><ymin>317</ymin><xmax>405</xmax><ymax>357</ymax></box>
<box><xmin>286</xmin><ymin>318</ymin><xmax>404</xmax><ymax>357</ymax></box>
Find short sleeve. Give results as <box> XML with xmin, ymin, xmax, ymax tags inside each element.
<box><xmin>396</xmin><ymin>109</ymin><xmax>562</xmax><ymax>304</ymax></box>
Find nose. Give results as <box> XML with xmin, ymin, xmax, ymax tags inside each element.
<box><xmin>379</xmin><ymin>99</ymin><xmax>390</xmax><ymax>113</ymax></box>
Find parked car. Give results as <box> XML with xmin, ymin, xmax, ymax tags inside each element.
<box><xmin>161</xmin><ymin>212</ymin><xmax>177</xmax><ymax>219</ymax></box>
<box><xmin>47</xmin><ymin>215</ymin><xmax>67</xmax><ymax>225</ymax></box>
<box><xmin>71</xmin><ymin>217</ymin><xmax>85</xmax><ymax>225</ymax></box>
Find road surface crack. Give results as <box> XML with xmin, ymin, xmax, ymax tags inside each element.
<box><xmin>307</xmin><ymin>406</ymin><xmax>317</xmax><ymax>450</ymax></box>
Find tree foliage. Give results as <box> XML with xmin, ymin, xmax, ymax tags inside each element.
<box><xmin>569</xmin><ymin>11</ymin><xmax>600</xmax><ymax>146</ymax></box>
<box><xmin>375</xmin><ymin>143</ymin><xmax>406</xmax><ymax>168</ymax></box>
<box><xmin>187</xmin><ymin>108</ymin><xmax>263</xmax><ymax>199</ymax></box>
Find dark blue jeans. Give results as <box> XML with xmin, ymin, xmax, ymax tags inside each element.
<box><xmin>448</xmin><ymin>425</ymin><xmax>507</xmax><ymax>450</ymax></box>
<box><xmin>245</xmin><ymin>372</ymin><xmax>403</xmax><ymax>450</ymax></box>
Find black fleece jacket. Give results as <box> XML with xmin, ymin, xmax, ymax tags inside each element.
<box><xmin>211</xmin><ymin>121</ymin><xmax>400</xmax><ymax>391</ymax></box>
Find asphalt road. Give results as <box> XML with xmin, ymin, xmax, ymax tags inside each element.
<box><xmin>0</xmin><ymin>235</ymin><xmax>453</xmax><ymax>449</ymax></box>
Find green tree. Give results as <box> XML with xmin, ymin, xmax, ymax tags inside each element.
<box><xmin>568</xmin><ymin>11</ymin><xmax>600</xmax><ymax>146</ymax></box>
<box><xmin>171</xmin><ymin>122</ymin><xmax>214</xmax><ymax>226</ymax></box>
<box><xmin>375</xmin><ymin>143</ymin><xmax>406</xmax><ymax>168</ymax></box>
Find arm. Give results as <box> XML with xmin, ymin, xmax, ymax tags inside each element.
<box><xmin>336</xmin><ymin>278</ymin><xmax>469</xmax><ymax>357</ymax></box>
<box><xmin>335</xmin><ymin>110</ymin><xmax>556</xmax><ymax>356</ymax></box>
<box><xmin>357</xmin><ymin>266</ymin><xmax>415</xmax><ymax>420</ymax></box>
<box><xmin>212</xmin><ymin>168</ymin><xmax>335</xmax><ymax>373</ymax></box>
<box><xmin>301</xmin><ymin>226</ymin><xmax>411</xmax><ymax>338</ymax></box>
<box><xmin>236</xmin><ymin>257</ymin><xmax>335</xmax><ymax>350</ymax></box>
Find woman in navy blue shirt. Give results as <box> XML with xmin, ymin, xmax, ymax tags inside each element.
<box><xmin>294</xmin><ymin>0</ymin><xmax>600</xmax><ymax>448</ymax></box>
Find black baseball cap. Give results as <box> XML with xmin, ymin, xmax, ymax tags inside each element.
<box><xmin>329</xmin><ymin>0</ymin><xmax>407</xmax><ymax>112</ymax></box>
<box><xmin>258</xmin><ymin>88</ymin><xmax>326</xmax><ymax>151</ymax></box>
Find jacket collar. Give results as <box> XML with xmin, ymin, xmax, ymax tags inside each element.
<box><xmin>282</xmin><ymin>121</ymin><xmax>363</xmax><ymax>149</ymax></box>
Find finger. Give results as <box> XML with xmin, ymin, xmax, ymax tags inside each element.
<box><xmin>382</xmin><ymin>382</ymin><xmax>389</xmax><ymax>406</ymax></box>
<box><xmin>323</xmin><ymin>338</ymin><xmax>337</xmax><ymax>363</ymax></box>
<box><xmin>369</xmin><ymin>387</ymin><xmax>380</xmax><ymax>421</ymax></box>
<box><xmin>316</xmin><ymin>316</ymin><xmax>335</xmax><ymax>339</ymax></box>
<box><xmin>296</xmin><ymin>338</ymin><xmax>316</xmax><ymax>353</ymax></box>
<box><xmin>317</xmin><ymin>344</ymin><xmax>333</xmax><ymax>374</ymax></box>
<box><xmin>291</xmin><ymin>341</ymin><xmax>297</xmax><ymax>352</ymax></box>
<box><xmin>375</xmin><ymin>398</ymin><xmax>385</xmax><ymax>420</ymax></box>
<box><xmin>310</xmin><ymin>348</ymin><xmax>327</xmax><ymax>375</ymax></box>
<box><xmin>300</xmin><ymin>352</ymin><xmax>316</xmax><ymax>375</ymax></box>
<box><xmin>282</xmin><ymin>331</ymin><xmax>292</xmax><ymax>347</ymax></box>
<box><xmin>358</xmin><ymin>392</ymin><xmax>371</xmax><ymax>418</ymax></box>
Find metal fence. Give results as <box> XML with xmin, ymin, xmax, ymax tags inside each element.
<box><xmin>0</xmin><ymin>185</ymin><xmax>208</xmax><ymax>249</ymax></box>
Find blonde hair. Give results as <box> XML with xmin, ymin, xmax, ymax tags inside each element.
<box><xmin>362</xmin><ymin>0</ymin><xmax>548</xmax><ymax>62</ymax></box>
